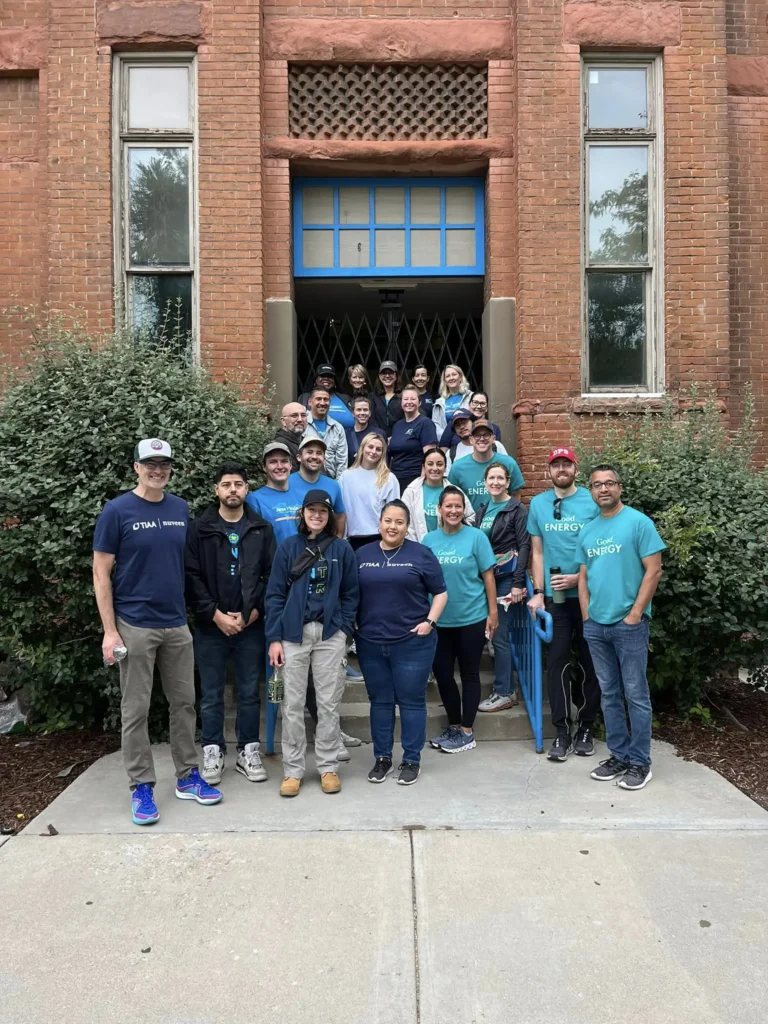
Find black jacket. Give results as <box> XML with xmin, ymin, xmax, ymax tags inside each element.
<box><xmin>185</xmin><ymin>504</ymin><xmax>276</xmax><ymax>628</ymax></box>
<box><xmin>272</xmin><ymin>427</ymin><xmax>301</xmax><ymax>471</ymax></box>
<box><xmin>371</xmin><ymin>391</ymin><xmax>403</xmax><ymax>434</ymax></box>
<box><xmin>475</xmin><ymin>497</ymin><xmax>530</xmax><ymax>588</ymax></box>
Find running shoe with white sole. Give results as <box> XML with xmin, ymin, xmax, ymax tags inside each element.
<box><xmin>235</xmin><ymin>742</ymin><xmax>267</xmax><ymax>782</ymax></box>
<box><xmin>201</xmin><ymin>744</ymin><xmax>224</xmax><ymax>784</ymax></box>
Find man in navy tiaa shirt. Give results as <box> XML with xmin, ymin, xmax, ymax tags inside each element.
<box><xmin>93</xmin><ymin>438</ymin><xmax>222</xmax><ymax>827</ymax></box>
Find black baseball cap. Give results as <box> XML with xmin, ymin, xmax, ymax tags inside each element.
<box><xmin>315</xmin><ymin>364</ymin><xmax>336</xmax><ymax>378</ymax></box>
<box><xmin>301</xmin><ymin>488</ymin><xmax>333</xmax><ymax>510</ymax></box>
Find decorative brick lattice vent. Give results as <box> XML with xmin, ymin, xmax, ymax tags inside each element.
<box><xmin>288</xmin><ymin>64</ymin><xmax>488</xmax><ymax>141</ymax></box>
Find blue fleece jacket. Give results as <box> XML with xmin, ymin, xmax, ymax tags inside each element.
<box><xmin>265</xmin><ymin>534</ymin><xmax>359</xmax><ymax>644</ymax></box>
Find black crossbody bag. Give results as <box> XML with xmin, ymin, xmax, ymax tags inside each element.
<box><xmin>287</xmin><ymin>535</ymin><xmax>334</xmax><ymax>586</ymax></box>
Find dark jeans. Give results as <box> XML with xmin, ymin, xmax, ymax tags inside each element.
<box><xmin>195</xmin><ymin>623</ymin><xmax>265</xmax><ymax>753</ymax></box>
<box><xmin>356</xmin><ymin>631</ymin><xmax>437</xmax><ymax>764</ymax></box>
<box><xmin>546</xmin><ymin>597</ymin><xmax>600</xmax><ymax>733</ymax></box>
<box><xmin>583</xmin><ymin>617</ymin><xmax>653</xmax><ymax>766</ymax></box>
<box><xmin>432</xmin><ymin>619</ymin><xmax>487</xmax><ymax>729</ymax></box>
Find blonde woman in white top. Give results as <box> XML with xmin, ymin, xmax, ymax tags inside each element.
<box><xmin>402</xmin><ymin>446</ymin><xmax>474</xmax><ymax>541</ymax></box>
<box><xmin>339</xmin><ymin>433</ymin><xmax>400</xmax><ymax>550</ymax></box>
<box><xmin>432</xmin><ymin>365</ymin><xmax>473</xmax><ymax>435</ymax></box>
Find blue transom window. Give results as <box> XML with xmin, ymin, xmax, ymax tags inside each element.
<box><xmin>293</xmin><ymin>178</ymin><xmax>485</xmax><ymax>278</ymax></box>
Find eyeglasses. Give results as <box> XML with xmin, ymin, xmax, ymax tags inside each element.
<box><xmin>469</xmin><ymin>400</ymin><xmax>486</xmax><ymax>409</ymax></box>
<box><xmin>553</xmin><ymin>497</ymin><xmax>562</xmax><ymax>521</ymax></box>
<box><xmin>590</xmin><ymin>480</ymin><xmax>619</xmax><ymax>490</ymax></box>
<box><xmin>140</xmin><ymin>460</ymin><xmax>171</xmax><ymax>470</ymax></box>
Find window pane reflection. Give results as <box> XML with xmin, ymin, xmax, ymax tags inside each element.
<box><xmin>588</xmin><ymin>67</ymin><xmax>647</xmax><ymax>129</ymax></box>
<box><xmin>128</xmin><ymin>67</ymin><xmax>189</xmax><ymax>131</ymax></box>
<box><xmin>129</xmin><ymin>148</ymin><xmax>190</xmax><ymax>266</ymax></box>
<box><xmin>588</xmin><ymin>273</ymin><xmax>647</xmax><ymax>387</ymax></box>
<box><xmin>131</xmin><ymin>275</ymin><xmax>192</xmax><ymax>352</ymax></box>
<box><xmin>589</xmin><ymin>146</ymin><xmax>648</xmax><ymax>264</ymax></box>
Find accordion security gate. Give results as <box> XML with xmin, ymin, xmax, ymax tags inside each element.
<box><xmin>297</xmin><ymin>311</ymin><xmax>483</xmax><ymax>394</ymax></box>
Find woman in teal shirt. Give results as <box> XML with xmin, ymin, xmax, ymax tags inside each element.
<box><xmin>401</xmin><ymin>447</ymin><xmax>474</xmax><ymax>541</ymax></box>
<box><xmin>422</xmin><ymin>486</ymin><xmax>497</xmax><ymax>754</ymax></box>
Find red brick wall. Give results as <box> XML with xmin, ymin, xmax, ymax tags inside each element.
<box><xmin>197</xmin><ymin>5</ymin><xmax>264</xmax><ymax>378</ymax></box>
<box><xmin>1</xmin><ymin>0</ymin><xmax>766</xmax><ymax>466</ymax></box>
<box><xmin>726</xmin><ymin>0</ymin><xmax>768</xmax><ymax>463</ymax></box>
<box><xmin>0</xmin><ymin>74</ymin><xmax>42</xmax><ymax>358</ymax></box>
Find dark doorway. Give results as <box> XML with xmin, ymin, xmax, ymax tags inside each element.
<box><xmin>294</xmin><ymin>278</ymin><xmax>483</xmax><ymax>394</ymax></box>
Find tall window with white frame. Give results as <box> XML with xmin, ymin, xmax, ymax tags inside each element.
<box><xmin>114</xmin><ymin>55</ymin><xmax>197</xmax><ymax>354</ymax></box>
<box><xmin>582</xmin><ymin>57</ymin><xmax>663</xmax><ymax>392</ymax></box>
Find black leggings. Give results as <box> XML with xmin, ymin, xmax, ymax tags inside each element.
<box><xmin>432</xmin><ymin>619</ymin><xmax>487</xmax><ymax>729</ymax></box>
<box><xmin>546</xmin><ymin>597</ymin><xmax>601</xmax><ymax>733</ymax></box>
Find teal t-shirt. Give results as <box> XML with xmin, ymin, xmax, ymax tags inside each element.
<box><xmin>577</xmin><ymin>505</ymin><xmax>666</xmax><ymax>624</ymax></box>
<box><xmin>448</xmin><ymin>454</ymin><xmax>525</xmax><ymax>513</ymax></box>
<box><xmin>421</xmin><ymin>525</ymin><xmax>496</xmax><ymax>628</ymax></box>
<box><xmin>527</xmin><ymin>487</ymin><xmax>599</xmax><ymax>598</ymax></box>
<box><xmin>422</xmin><ymin>483</ymin><xmax>443</xmax><ymax>534</ymax></box>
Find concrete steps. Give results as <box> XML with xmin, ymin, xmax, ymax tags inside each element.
<box><xmin>224</xmin><ymin>653</ymin><xmax>555</xmax><ymax>749</ymax></box>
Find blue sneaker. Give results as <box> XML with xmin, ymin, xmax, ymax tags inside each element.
<box><xmin>438</xmin><ymin>728</ymin><xmax>477</xmax><ymax>754</ymax></box>
<box><xmin>131</xmin><ymin>783</ymin><xmax>159</xmax><ymax>825</ymax></box>
<box><xmin>429</xmin><ymin>726</ymin><xmax>456</xmax><ymax>750</ymax></box>
<box><xmin>175</xmin><ymin>768</ymin><xmax>223</xmax><ymax>805</ymax></box>
<box><xmin>345</xmin><ymin>664</ymin><xmax>364</xmax><ymax>681</ymax></box>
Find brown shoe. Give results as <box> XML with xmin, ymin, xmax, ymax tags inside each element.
<box><xmin>320</xmin><ymin>772</ymin><xmax>341</xmax><ymax>794</ymax></box>
<box><xmin>280</xmin><ymin>777</ymin><xmax>302</xmax><ymax>798</ymax></box>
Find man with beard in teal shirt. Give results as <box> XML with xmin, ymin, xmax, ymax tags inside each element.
<box><xmin>447</xmin><ymin>420</ymin><xmax>524</xmax><ymax>512</ymax></box>
<box><xmin>578</xmin><ymin>464</ymin><xmax>665</xmax><ymax>792</ymax></box>
<box><xmin>527</xmin><ymin>447</ymin><xmax>601</xmax><ymax>762</ymax></box>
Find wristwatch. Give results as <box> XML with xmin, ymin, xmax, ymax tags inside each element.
<box><xmin>426</xmin><ymin>619</ymin><xmax>437</xmax><ymax>630</ymax></box>
<box><xmin>533</xmin><ymin>588</ymin><xmax>544</xmax><ymax>596</ymax></box>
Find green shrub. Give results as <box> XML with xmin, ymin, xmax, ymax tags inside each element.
<box><xmin>575</xmin><ymin>388</ymin><xmax>768</xmax><ymax>709</ymax></box>
<box><xmin>0</xmin><ymin>313</ymin><xmax>273</xmax><ymax>732</ymax></box>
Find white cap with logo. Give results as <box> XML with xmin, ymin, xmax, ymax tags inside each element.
<box><xmin>134</xmin><ymin>438</ymin><xmax>173</xmax><ymax>462</ymax></box>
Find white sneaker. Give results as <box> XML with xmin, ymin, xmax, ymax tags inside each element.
<box><xmin>341</xmin><ymin>731</ymin><xmax>362</xmax><ymax>747</ymax></box>
<box><xmin>202</xmin><ymin>744</ymin><xmax>224</xmax><ymax>784</ymax></box>
<box><xmin>337</xmin><ymin>745</ymin><xmax>351</xmax><ymax>763</ymax></box>
<box><xmin>478</xmin><ymin>692</ymin><xmax>519</xmax><ymax>713</ymax></box>
<box><xmin>235</xmin><ymin>742</ymin><xmax>267</xmax><ymax>782</ymax></box>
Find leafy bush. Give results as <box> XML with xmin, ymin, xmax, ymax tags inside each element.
<box><xmin>0</xmin><ymin>313</ymin><xmax>273</xmax><ymax>731</ymax></box>
<box><xmin>575</xmin><ymin>388</ymin><xmax>768</xmax><ymax>709</ymax></box>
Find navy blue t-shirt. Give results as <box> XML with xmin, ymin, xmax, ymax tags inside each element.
<box><xmin>220</xmin><ymin>514</ymin><xmax>246</xmax><ymax>614</ymax></box>
<box><xmin>355</xmin><ymin>539</ymin><xmax>446</xmax><ymax>643</ymax></box>
<box><xmin>419</xmin><ymin>392</ymin><xmax>435</xmax><ymax>419</ymax></box>
<box><xmin>388</xmin><ymin>415</ymin><xmax>438</xmax><ymax>481</ymax></box>
<box><xmin>303</xmin><ymin>540</ymin><xmax>329</xmax><ymax>623</ymax></box>
<box><xmin>93</xmin><ymin>491</ymin><xmax>189</xmax><ymax>628</ymax></box>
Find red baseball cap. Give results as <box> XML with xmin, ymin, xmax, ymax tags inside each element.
<box><xmin>548</xmin><ymin>446</ymin><xmax>577</xmax><ymax>465</ymax></box>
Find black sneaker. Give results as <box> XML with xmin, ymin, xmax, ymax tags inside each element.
<box><xmin>397</xmin><ymin>762</ymin><xmax>421</xmax><ymax>786</ymax></box>
<box><xmin>573</xmin><ymin>727</ymin><xmax>595</xmax><ymax>757</ymax></box>
<box><xmin>547</xmin><ymin>733</ymin><xmax>572</xmax><ymax>762</ymax></box>
<box><xmin>590</xmin><ymin>756</ymin><xmax>630</xmax><ymax>781</ymax></box>
<box><xmin>368</xmin><ymin>757</ymin><xmax>393</xmax><ymax>784</ymax></box>
<box><xmin>617</xmin><ymin>764</ymin><xmax>653</xmax><ymax>790</ymax></box>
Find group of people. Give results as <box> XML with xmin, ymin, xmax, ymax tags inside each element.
<box><xmin>93</xmin><ymin>360</ymin><xmax>665</xmax><ymax>825</ymax></box>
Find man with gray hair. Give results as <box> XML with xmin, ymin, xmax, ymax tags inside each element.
<box><xmin>93</xmin><ymin>438</ymin><xmax>222</xmax><ymax>826</ymax></box>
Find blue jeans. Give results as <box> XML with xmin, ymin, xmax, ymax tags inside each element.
<box><xmin>355</xmin><ymin>631</ymin><xmax>437</xmax><ymax>764</ymax></box>
<box><xmin>583</xmin><ymin>617</ymin><xmax>652</xmax><ymax>766</ymax></box>
<box><xmin>195</xmin><ymin>624</ymin><xmax>265</xmax><ymax>753</ymax></box>
<box><xmin>492</xmin><ymin>592</ymin><xmax>518</xmax><ymax>697</ymax></box>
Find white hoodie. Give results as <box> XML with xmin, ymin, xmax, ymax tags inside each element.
<box><xmin>401</xmin><ymin>476</ymin><xmax>475</xmax><ymax>541</ymax></box>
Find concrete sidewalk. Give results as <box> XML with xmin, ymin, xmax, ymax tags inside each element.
<box><xmin>1</xmin><ymin>741</ymin><xmax>767</xmax><ymax>1024</ymax></box>
<box><xmin>19</xmin><ymin>739</ymin><xmax>768</xmax><ymax>835</ymax></box>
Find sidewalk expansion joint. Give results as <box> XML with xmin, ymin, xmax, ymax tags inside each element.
<box><xmin>407</xmin><ymin>827</ymin><xmax>422</xmax><ymax>1024</ymax></box>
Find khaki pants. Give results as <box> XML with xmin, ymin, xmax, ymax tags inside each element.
<box><xmin>117</xmin><ymin>617</ymin><xmax>199</xmax><ymax>787</ymax></box>
<box><xmin>281</xmin><ymin>624</ymin><xmax>347</xmax><ymax>778</ymax></box>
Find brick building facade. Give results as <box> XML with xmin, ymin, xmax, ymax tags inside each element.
<box><xmin>1</xmin><ymin>0</ymin><xmax>766</xmax><ymax>482</ymax></box>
